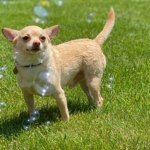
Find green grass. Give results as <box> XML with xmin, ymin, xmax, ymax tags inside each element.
<box><xmin>0</xmin><ymin>0</ymin><xmax>150</xmax><ymax>149</ymax></box>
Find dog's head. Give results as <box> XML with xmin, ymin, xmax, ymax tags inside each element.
<box><xmin>2</xmin><ymin>25</ymin><xmax>60</xmax><ymax>53</ymax></box>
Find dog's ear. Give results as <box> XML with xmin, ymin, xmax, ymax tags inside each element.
<box><xmin>44</xmin><ymin>25</ymin><xmax>60</xmax><ymax>40</ymax></box>
<box><xmin>2</xmin><ymin>28</ymin><xmax>19</xmax><ymax>42</ymax></box>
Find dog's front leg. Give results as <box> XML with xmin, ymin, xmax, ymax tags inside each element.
<box><xmin>53</xmin><ymin>87</ymin><xmax>69</xmax><ymax>121</ymax></box>
<box><xmin>22</xmin><ymin>90</ymin><xmax>35</xmax><ymax>115</ymax></box>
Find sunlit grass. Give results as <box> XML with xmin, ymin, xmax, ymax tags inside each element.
<box><xmin>0</xmin><ymin>0</ymin><xmax>150</xmax><ymax>149</ymax></box>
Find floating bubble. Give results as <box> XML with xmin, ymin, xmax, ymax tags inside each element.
<box><xmin>109</xmin><ymin>76</ymin><xmax>115</xmax><ymax>82</ymax></box>
<box><xmin>86</xmin><ymin>12</ymin><xmax>96</xmax><ymax>23</ymax></box>
<box><xmin>39</xmin><ymin>72</ymin><xmax>51</xmax><ymax>81</ymax></box>
<box><xmin>106</xmin><ymin>83</ymin><xmax>113</xmax><ymax>89</ymax></box>
<box><xmin>34</xmin><ymin>71</ymin><xmax>55</xmax><ymax>96</ymax></box>
<box><xmin>35</xmin><ymin>84</ymin><xmax>46</xmax><ymax>96</ymax></box>
<box><xmin>22</xmin><ymin>111</ymin><xmax>40</xmax><ymax>130</ymax></box>
<box><xmin>34</xmin><ymin>84</ymin><xmax>53</xmax><ymax>96</ymax></box>
<box><xmin>0</xmin><ymin>74</ymin><xmax>3</xmax><ymax>79</ymax></box>
<box><xmin>34</xmin><ymin>84</ymin><xmax>46</xmax><ymax>96</ymax></box>
<box><xmin>0</xmin><ymin>102</ymin><xmax>6</xmax><ymax>112</ymax></box>
<box><xmin>14</xmin><ymin>51</ymin><xmax>20</xmax><ymax>60</ymax></box>
<box><xmin>0</xmin><ymin>0</ymin><xmax>9</xmax><ymax>5</ymax></box>
<box><xmin>0</xmin><ymin>66</ymin><xmax>7</xmax><ymax>79</ymax></box>
<box><xmin>41</xmin><ymin>88</ymin><xmax>47</xmax><ymax>96</ymax></box>
<box><xmin>30</xmin><ymin>110</ymin><xmax>40</xmax><ymax>121</ymax></box>
<box><xmin>45</xmin><ymin>120</ymin><xmax>52</xmax><ymax>128</ymax></box>
<box><xmin>33</xmin><ymin>5</ymin><xmax>48</xmax><ymax>18</ymax></box>
<box><xmin>45</xmin><ymin>120</ymin><xmax>52</xmax><ymax>125</ymax></box>
<box><xmin>55</xmin><ymin>0</ymin><xmax>63</xmax><ymax>7</ymax></box>
<box><xmin>33</xmin><ymin>17</ymin><xmax>47</xmax><ymax>25</ymax></box>
<box><xmin>29</xmin><ymin>117</ymin><xmax>36</xmax><ymax>123</ymax></box>
<box><xmin>0</xmin><ymin>102</ymin><xmax>6</xmax><ymax>108</ymax></box>
<box><xmin>23</xmin><ymin>126</ymin><xmax>31</xmax><ymax>131</ymax></box>
<box><xmin>22</xmin><ymin>118</ymin><xmax>32</xmax><ymax>131</ymax></box>
<box><xmin>0</xmin><ymin>66</ymin><xmax>7</xmax><ymax>72</ymax></box>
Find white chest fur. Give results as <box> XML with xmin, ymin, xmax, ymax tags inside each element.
<box><xmin>17</xmin><ymin>67</ymin><xmax>56</xmax><ymax>96</ymax></box>
<box><xmin>15</xmin><ymin>46</ymin><xmax>56</xmax><ymax>96</ymax></box>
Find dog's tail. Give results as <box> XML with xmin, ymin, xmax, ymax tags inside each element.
<box><xmin>95</xmin><ymin>8</ymin><xmax>115</xmax><ymax>46</ymax></box>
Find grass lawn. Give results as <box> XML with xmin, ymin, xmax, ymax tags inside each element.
<box><xmin>0</xmin><ymin>0</ymin><xmax>150</xmax><ymax>149</ymax></box>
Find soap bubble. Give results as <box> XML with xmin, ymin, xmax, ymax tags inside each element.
<box><xmin>23</xmin><ymin>126</ymin><xmax>31</xmax><ymax>131</ymax></box>
<box><xmin>0</xmin><ymin>102</ymin><xmax>6</xmax><ymax>108</ymax></box>
<box><xmin>22</xmin><ymin>118</ymin><xmax>32</xmax><ymax>131</ymax></box>
<box><xmin>35</xmin><ymin>86</ymin><xmax>45</xmax><ymax>96</ymax></box>
<box><xmin>86</xmin><ymin>12</ymin><xmax>96</xmax><ymax>23</ymax></box>
<box><xmin>0</xmin><ymin>66</ymin><xmax>7</xmax><ymax>79</ymax></box>
<box><xmin>33</xmin><ymin>5</ymin><xmax>48</xmax><ymax>18</ymax></box>
<box><xmin>34</xmin><ymin>71</ymin><xmax>55</xmax><ymax>96</ymax></box>
<box><xmin>33</xmin><ymin>17</ymin><xmax>47</xmax><ymax>25</ymax></box>
<box><xmin>0</xmin><ymin>0</ymin><xmax>9</xmax><ymax>5</ymax></box>
<box><xmin>30</xmin><ymin>110</ymin><xmax>40</xmax><ymax>121</ymax></box>
<box><xmin>0</xmin><ymin>66</ymin><xmax>7</xmax><ymax>72</ymax></box>
<box><xmin>14</xmin><ymin>51</ymin><xmax>20</xmax><ymax>60</ymax></box>
<box><xmin>0</xmin><ymin>102</ymin><xmax>6</xmax><ymax>112</ymax></box>
<box><xmin>45</xmin><ymin>120</ymin><xmax>52</xmax><ymax>128</ymax></box>
<box><xmin>106</xmin><ymin>83</ymin><xmax>113</xmax><ymax>89</ymax></box>
<box><xmin>0</xmin><ymin>74</ymin><xmax>3</xmax><ymax>79</ymax></box>
<box><xmin>55</xmin><ymin>0</ymin><xmax>64</xmax><ymax>7</ymax></box>
<box><xmin>109</xmin><ymin>76</ymin><xmax>115</xmax><ymax>82</ymax></box>
<box><xmin>46</xmin><ymin>120</ymin><xmax>52</xmax><ymax>125</ymax></box>
<box><xmin>22</xmin><ymin>111</ymin><xmax>40</xmax><ymax>130</ymax></box>
<box><xmin>34</xmin><ymin>84</ymin><xmax>54</xmax><ymax>96</ymax></box>
<box><xmin>106</xmin><ymin>75</ymin><xmax>115</xmax><ymax>90</ymax></box>
<box><xmin>39</xmin><ymin>72</ymin><xmax>51</xmax><ymax>81</ymax></box>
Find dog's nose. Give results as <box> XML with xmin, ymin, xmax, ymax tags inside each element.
<box><xmin>33</xmin><ymin>41</ymin><xmax>40</xmax><ymax>47</ymax></box>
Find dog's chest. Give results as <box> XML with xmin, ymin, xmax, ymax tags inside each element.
<box><xmin>17</xmin><ymin>68</ymin><xmax>56</xmax><ymax>96</ymax></box>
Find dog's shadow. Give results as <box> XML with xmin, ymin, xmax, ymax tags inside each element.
<box><xmin>0</xmin><ymin>99</ymin><xmax>94</xmax><ymax>139</ymax></box>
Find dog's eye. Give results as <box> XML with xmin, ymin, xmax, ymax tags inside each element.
<box><xmin>40</xmin><ymin>36</ymin><xmax>46</xmax><ymax>41</ymax></box>
<box><xmin>22</xmin><ymin>36</ymin><xmax>30</xmax><ymax>41</ymax></box>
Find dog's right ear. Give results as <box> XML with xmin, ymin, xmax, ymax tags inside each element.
<box><xmin>2</xmin><ymin>28</ymin><xmax>19</xmax><ymax>42</ymax></box>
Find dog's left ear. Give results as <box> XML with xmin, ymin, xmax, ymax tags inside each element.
<box><xmin>44</xmin><ymin>25</ymin><xmax>60</xmax><ymax>40</ymax></box>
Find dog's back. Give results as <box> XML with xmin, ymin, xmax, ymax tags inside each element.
<box><xmin>54</xmin><ymin>8</ymin><xmax>115</xmax><ymax>87</ymax></box>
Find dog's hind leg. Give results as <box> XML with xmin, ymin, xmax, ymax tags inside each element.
<box><xmin>80</xmin><ymin>80</ymin><xmax>93</xmax><ymax>104</ymax></box>
<box><xmin>85</xmin><ymin>76</ymin><xmax>103</xmax><ymax>107</ymax></box>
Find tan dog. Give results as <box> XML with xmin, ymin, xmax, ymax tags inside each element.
<box><xmin>2</xmin><ymin>8</ymin><xmax>115</xmax><ymax>121</ymax></box>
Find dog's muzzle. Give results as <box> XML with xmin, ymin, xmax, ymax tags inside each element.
<box><xmin>26</xmin><ymin>46</ymin><xmax>40</xmax><ymax>52</ymax></box>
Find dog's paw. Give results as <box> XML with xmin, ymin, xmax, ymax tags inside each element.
<box><xmin>97</xmin><ymin>96</ymin><xmax>103</xmax><ymax>107</ymax></box>
<box><xmin>61</xmin><ymin>115</ymin><xmax>70</xmax><ymax>122</ymax></box>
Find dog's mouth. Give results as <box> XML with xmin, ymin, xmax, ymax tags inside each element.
<box><xmin>26</xmin><ymin>46</ymin><xmax>40</xmax><ymax>52</ymax></box>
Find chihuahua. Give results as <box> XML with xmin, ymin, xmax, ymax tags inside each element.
<box><xmin>2</xmin><ymin>8</ymin><xmax>115</xmax><ymax>121</ymax></box>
